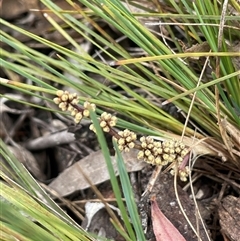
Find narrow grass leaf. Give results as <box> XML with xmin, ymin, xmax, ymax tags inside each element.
<box><xmin>114</xmin><ymin>141</ymin><xmax>146</xmax><ymax>241</ymax></box>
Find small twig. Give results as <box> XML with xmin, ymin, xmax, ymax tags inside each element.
<box><xmin>142</xmin><ymin>165</ymin><xmax>162</xmax><ymax>196</ymax></box>
<box><xmin>181</xmin><ymin>54</ymin><xmax>211</xmax><ymax>141</ymax></box>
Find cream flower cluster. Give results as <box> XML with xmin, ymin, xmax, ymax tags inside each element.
<box><xmin>53</xmin><ymin>90</ymin><xmax>190</xmax><ymax>181</ymax></box>
<box><xmin>116</xmin><ymin>129</ymin><xmax>137</xmax><ymax>152</ymax></box>
<box><xmin>53</xmin><ymin>90</ymin><xmax>95</xmax><ymax>123</ymax></box>
<box><xmin>136</xmin><ymin>137</ymin><xmax>189</xmax><ymax>181</ymax></box>
<box><xmin>89</xmin><ymin>112</ymin><xmax>117</xmax><ymax>133</ymax></box>
<box><xmin>137</xmin><ymin>137</ymin><xmax>188</xmax><ymax>164</ymax></box>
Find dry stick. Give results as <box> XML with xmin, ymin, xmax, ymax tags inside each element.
<box><xmin>188</xmin><ymin>154</ymin><xmax>212</xmax><ymax>241</ymax></box>
<box><xmin>174</xmin><ymin>52</ymin><xmax>213</xmax><ymax>240</ymax></box>
<box><xmin>215</xmin><ymin>0</ymin><xmax>237</xmax><ymax>164</ymax></box>
<box><xmin>180</xmin><ymin>56</ymin><xmax>210</xmax><ymax>141</ymax></box>
<box><xmin>75</xmin><ymin>163</ymin><xmax>126</xmax><ymax>233</ymax></box>
<box><xmin>173</xmin><ymin>165</ymin><xmax>203</xmax><ymax>241</ymax></box>
<box><xmin>146</xmin><ymin>22</ymin><xmax>240</xmax><ymax>30</ymax></box>
<box><xmin>40</xmin><ymin>183</ymin><xmax>85</xmax><ymax>221</ymax></box>
<box><xmin>141</xmin><ymin>165</ymin><xmax>163</xmax><ymax>196</ymax></box>
<box><xmin>212</xmin><ymin>171</ymin><xmax>233</xmax><ymax>238</ymax></box>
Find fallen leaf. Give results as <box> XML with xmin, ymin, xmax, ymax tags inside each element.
<box><xmin>222</xmin><ymin>118</ymin><xmax>240</xmax><ymax>149</ymax></box>
<box><xmin>151</xmin><ymin>196</ymin><xmax>186</xmax><ymax>241</ymax></box>
<box><xmin>184</xmin><ymin>42</ymin><xmax>211</xmax><ymax>60</ymax></box>
<box><xmin>49</xmin><ymin>149</ymin><xmax>146</xmax><ymax>196</ymax></box>
<box><xmin>25</xmin><ymin>129</ymin><xmax>75</xmax><ymax>150</ymax></box>
<box><xmin>82</xmin><ymin>202</ymin><xmax>121</xmax><ymax>230</ymax></box>
<box><xmin>81</xmin><ymin>202</ymin><xmax>122</xmax><ymax>240</ymax></box>
<box><xmin>150</xmin><ymin>173</ymin><xmax>210</xmax><ymax>241</ymax></box>
<box><xmin>1</xmin><ymin>145</ymin><xmax>46</xmax><ymax>181</ymax></box>
<box><xmin>151</xmin><ymin>134</ymin><xmax>232</xmax><ymax>161</ymax></box>
<box><xmin>0</xmin><ymin>0</ymin><xmax>28</xmax><ymax>20</ymax></box>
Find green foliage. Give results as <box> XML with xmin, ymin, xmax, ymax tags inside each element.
<box><xmin>114</xmin><ymin>140</ymin><xmax>146</xmax><ymax>241</ymax></box>
<box><xmin>1</xmin><ymin>0</ymin><xmax>239</xmax><ymax>138</ymax></box>
<box><xmin>0</xmin><ymin>141</ymin><xmax>94</xmax><ymax>241</ymax></box>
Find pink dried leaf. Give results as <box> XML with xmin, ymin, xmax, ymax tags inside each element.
<box><xmin>151</xmin><ymin>196</ymin><xmax>186</xmax><ymax>241</ymax></box>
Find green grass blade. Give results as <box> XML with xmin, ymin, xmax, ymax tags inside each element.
<box><xmin>89</xmin><ymin>110</ymin><xmax>136</xmax><ymax>241</ymax></box>
<box><xmin>113</xmin><ymin>140</ymin><xmax>146</xmax><ymax>241</ymax></box>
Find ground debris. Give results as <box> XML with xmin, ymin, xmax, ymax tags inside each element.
<box><xmin>219</xmin><ymin>196</ymin><xmax>240</xmax><ymax>241</ymax></box>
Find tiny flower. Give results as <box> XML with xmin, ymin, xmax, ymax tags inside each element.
<box><xmin>118</xmin><ymin>138</ymin><xmax>125</xmax><ymax>145</ymax></box>
<box><xmin>117</xmin><ymin>129</ymin><xmax>137</xmax><ymax>151</ymax></box>
<box><xmin>155</xmin><ymin>157</ymin><xmax>162</xmax><ymax>165</ymax></box>
<box><xmin>141</xmin><ymin>142</ymin><xmax>147</xmax><ymax>148</ymax></box>
<box><xmin>118</xmin><ymin>145</ymin><xmax>124</xmax><ymax>151</ymax></box>
<box><xmin>128</xmin><ymin>142</ymin><xmax>135</xmax><ymax>149</ymax></box>
<box><xmin>71</xmin><ymin>109</ymin><xmax>78</xmax><ymax>116</ymax></box>
<box><xmin>147</xmin><ymin>155</ymin><xmax>154</xmax><ymax>163</ymax></box>
<box><xmin>153</xmin><ymin>146</ymin><xmax>162</xmax><ymax>155</ymax></box>
<box><xmin>100</xmin><ymin>121</ymin><xmax>107</xmax><ymax>128</ymax></box>
<box><xmin>175</xmin><ymin>147</ymin><xmax>182</xmax><ymax>153</ymax></box>
<box><xmin>61</xmin><ymin>93</ymin><xmax>69</xmax><ymax>102</ymax></box>
<box><xmin>71</xmin><ymin>98</ymin><xmax>79</xmax><ymax>105</ymax></box>
<box><xmin>68</xmin><ymin>93</ymin><xmax>77</xmax><ymax>101</ymax></box>
<box><xmin>178</xmin><ymin>167</ymin><xmax>190</xmax><ymax>182</ymax></box>
<box><xmin>83</xmin><ymin>109</ymin><xmax>90</xmax><ymax>117</ymax></box>
<box><xmin>162</xmin><ymin>153</ymin><xmax>169</xmax><ymax>160</ymax></box>
<box><xmin>67</xmin><ymin>106</ymin><xmax>73</xmax><ymax>112</ymax></box>
<box><xmin>161</xmin><ymin>160</ymin><xmax>169</xmax><ymax>166</ymax></box>
<box><xmin>56</xmin><ymin>90</ymin><xmax>64</xmax><ymax>97</ymax></box>
<box><xmin>53</xmin><ymin>97</ymin><xmax>61</xmax><ymax>104</ymax></box>
<box><xmin>109</xmin><ymin>116</ymin><xmax>117</xmax><ymax>127</ymax></box>
<box><xmin>59</xmin><ymin>102</ymin><xmax>67</xmax><ymax>111</ymax></box>
<box><xmin>74</xmin><ymin>112</ymin><xmax>83</xmax><ymax>123</ymax></box>
<box><xmin>83</xmin><ymin>101</ymin><xmax>96</xmax><ymax>111</ymax></box>
<box><xmin>168</xmin><ymin>154</ymin><xmax>176</xmax><ymax>162</ymax></box>
<box><xmin>137</xmin><ymin>151</ymin><xmax>144</xmax><ymax>159</ymax></box>
<box><xmin>180</xmin><ymin>148</ymin><xmax>189</xmax><ymax>157</ymax></box>
<box><xmin>105</xmin><ymin>113</ymin><xmax>112</xmax><ymax>120</ymax></box>
<box><xmin>163</xmin><ymin>147</ymin><xmax>170</xmax><ymax>153</ymax></box>
<box><xmin>89</xmin><ymin>124</ymin><xmax>96</xmax><ymax>132</ymax></box>
<box><xmin>177</xmin><ymin>156</ymin><xmax>183</xmax><ymax>162</ymax></box>
<box><xmin>102</xmin><ymin>126</ymin><xmax>110</xmax><ymax>132</ymax></box>
<box><xmin>145</xmin><ymin>149</ymin><xmax>151</xmax><ymax>157</ymax></box>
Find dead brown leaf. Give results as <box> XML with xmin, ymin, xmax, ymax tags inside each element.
<box><xmin>184</xmin><ymin>42</ymin><xmax>211</xmax><ymax>59</ymax></box>
<box><xmin>49</xmin><ymin>149</ymin><xmax>146</xmax><ymax>196</ymax></box>
<box><xmin>25</xmin><ymin>129</ymin><xmax>76</xmax><ymax>150</ymax></box>
<box><xmin>152</xmin><ymin>134</ymin><xmax>218</xmax><ymax>156</ymax></box>
<box><xmin>81</xmin><ymin>202</ymin><xmax>124</xmax><ymax>240</ymax></box>
<box><xmin>0</xmin><ymin>0</ymin><xmax>28</xmax><ymax>20</ymax></box>
<box><xmin>222</xmin><ymin>118</ymin><xmax>240</xmax><ymax>150</ymax></box>
<box><xmin>39</xmin><ymin>0</ymin><xmax>82</xmax><ymax>23</ymax></box>
<box><xmin>1</xmin><ymin>145</ymin><xmax>46</xmax><ymax>180</ymax></box>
